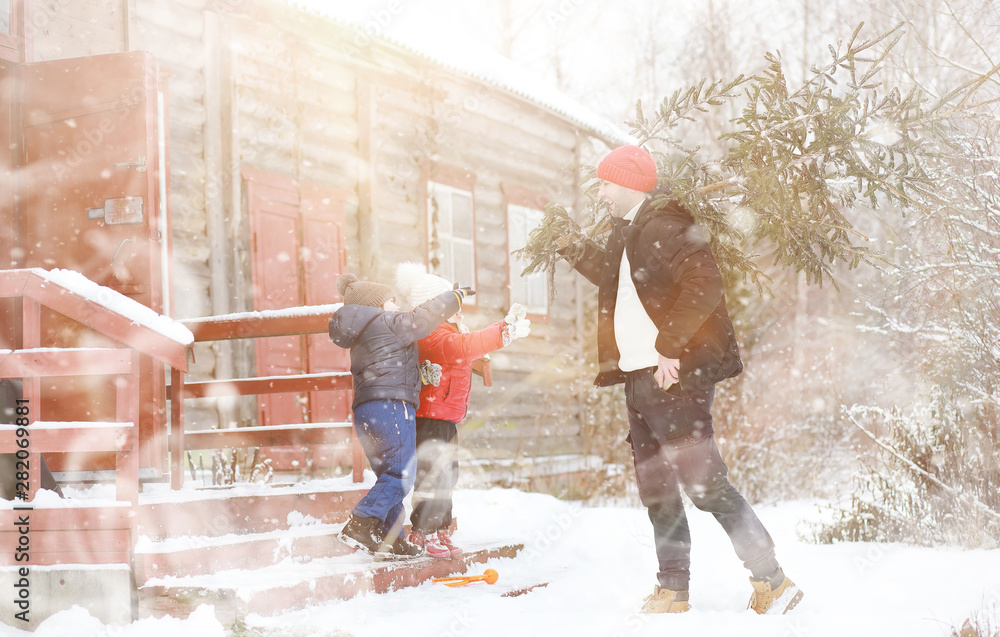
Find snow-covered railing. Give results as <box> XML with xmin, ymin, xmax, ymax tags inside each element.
<box><xmin>0</xmin><ymin>347</ymin><xmax>141</xmax><ymax>567</ymax></box>
<box><xmin>0</xmin><ymin>268</ymin><xmax>191</xmax><ymax>370</ymax></box>
<box><xmin>168</xmin><ymin>305</ymin><xmax>363</xmax><ymax>489</ymax></box>
<box><xmin>0</xmin><ymin>268</ymin><xmax>196</xmax><ymax>566</ymax></box>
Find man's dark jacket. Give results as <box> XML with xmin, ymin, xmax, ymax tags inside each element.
<box><xmin>329</xmin><ymin>291</ymin><xmax>461</xmax><ymax>409</ymax></box>
<box><xmin>571</xmin><ymin>190</ymin><xmax>742</xmax><ymax>390</ymax></box>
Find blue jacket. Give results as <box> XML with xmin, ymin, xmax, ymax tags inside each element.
<box><xmin>329</xmin><ymin>290</ymin><xmax>461</xmax><ymax>409</ymax></box>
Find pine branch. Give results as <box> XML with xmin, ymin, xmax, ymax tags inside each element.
<box><xmin>515</xmin><ymin>22</ymin><xmax>992</xmax><ymax>298</ymax></box>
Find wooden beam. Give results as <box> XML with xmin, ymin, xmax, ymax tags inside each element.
<box><xmin>472</xmin><ymin>357</ymin><xmax>492</xmax><ymax>386</ymax></box>
<box><xmin>0</xmin><ymin>528</ymin><xmax>131</xmax><ymax>565</ymax></box>
<box><xmin>182</xmin><ymin>422</ymin><xmax>352</xmax><ymax>450</ymax></box>
<box><xmin>19</xmin><ymin>272</ymin><xmax>189</xmax><ymax>371</ymax></box>
<box><xmin>356</xmin><ymin>79</ymin><xmax>377</xmax><ymax>277</ymax></box>
<box><xmin>170</xmin><ymin>366</ymin><xmax>185</xmax><ymax>491</ymax></box>
<box><xmin>0</xmin><ymin>269</ymin><xmax>31</xmax><ymax>297</ymax></box>
<box><xmin>0</xmin><ymin>348</ymin><xmax>134</xmax><ymax>378</ymax></box>
<box><xmin>0</xmin><ymin>507</ymin><xmax>133</xmax><ymax>566</ymax></box>
<box><xmin>180</xmin><ymin>311</ymin><xmax>335</xmax><ymax>342</ymax></box>
<box><xmin>0</xmin><ymin>422</ymin><xmax>134</xmax><ymax>454</ymax></box>
<box><xmin>0</xmin><ymin>505</ymin><xmax>132</xmax><ymax>530</ymax></box>
<box><xmin>168</xmin><ymin>372</ymin><xmax>353</xmax><ymax>399</ymax></box>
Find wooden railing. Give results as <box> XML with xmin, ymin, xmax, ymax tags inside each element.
<box><xmin>0</xmin><ymin>268</ymin><xmax>186</xmax><ymax>566</ymax></box>
<box><xmin>168</xmin><ymin>307</ymin><xmax>364</xmax><ymax>489</ymax></box>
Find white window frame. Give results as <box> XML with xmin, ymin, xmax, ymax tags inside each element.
<box><xmin>0</xmin><ymin>0</ymin><xmax>20</xmax><ymax>59</ymax></box>
<box><xmin>427</xmin><ymin>180</ymin><xmax>476</xmax><ymax>303</ymax></box>
<box><xmin>507</xmin><ymin>203</ymin><xmax>548</xmax><ymax>315</ymax></box>
<box><xmin>0</xmin><ymin>1</ymin><xmax>11</xmax><ymax>35</ymax></box>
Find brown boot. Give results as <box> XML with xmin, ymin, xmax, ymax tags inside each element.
<box><xmin>748</xmin><ymin>574</ymin><xmax>803</xmax><ymax>615</ymax></box>
<box><xmin>640</xmin><ymin>585</ymin><xmax>691</xmax><ymax>613</ymax></box>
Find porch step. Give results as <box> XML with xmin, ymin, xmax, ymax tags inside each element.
<box><xmin>137</xmin><ymin>479</ymin><xmax>368</xmax><ymax>539</ymax></box>
<box><xmin>134</xmin><ymin>522</ymin><xmax>355</xmax><ymax>584</ymax></box>
<box><xmin>138</xmin><ymin>542</ymin><xmax>524</xmax><ymax>623</ymax></box>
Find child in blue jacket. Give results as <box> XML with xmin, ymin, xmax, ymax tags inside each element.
<box><xmin>329</xmin><ymin>272</ymin><xmax>473</xmax><ymax>558</ymax></box>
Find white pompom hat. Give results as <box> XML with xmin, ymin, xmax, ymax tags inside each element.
<box><xmin>394</xmin><ymin>262</ymin><xmax>453</xmax><ymax>309</ymax></box>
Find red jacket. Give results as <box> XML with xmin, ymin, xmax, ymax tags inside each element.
<box><xmin>416</xmin><ymin>320</ymin><xmax>505</xmax><ymax>423</ymax></box>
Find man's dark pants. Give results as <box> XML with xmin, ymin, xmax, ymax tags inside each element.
<box><xmin>624</xmin><ymin>367</ymin><xmax>778</xmax><ymax>591</ymax></box>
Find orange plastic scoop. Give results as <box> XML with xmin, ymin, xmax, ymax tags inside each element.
<box><xmin>432</xmin><ymin>568</ymin><xmax>499</xmax><ymax>587</ymax></box>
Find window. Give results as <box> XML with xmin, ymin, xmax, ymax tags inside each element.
<box><xmin>0</xmin><ymin>0</ymin><xmax>20</xmax><ymax>61</ymax></box>
<box><xmin>427</xmin><ymin>180</ymin><xmax>476</xmax><ymax>296</ymax></box>
<box><xmin>507</xmin><ymin>203</ymin><xmax>549</xmax><ymax>315</ymax></box>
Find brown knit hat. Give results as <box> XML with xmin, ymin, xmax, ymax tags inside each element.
<box><xmin>596</xmin><ymin>145</ymin><xmax>658</xmax><ymax>192</ymax></box>
<box><xmin>337</xmin><ymin>273</ymin><xmax>395</xmax><ymax>308</ymax></box>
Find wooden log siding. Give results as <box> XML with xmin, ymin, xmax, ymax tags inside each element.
<box><xmin>31</xmin><ymin>0</ymin><xmax>126</xmax><ymax>61</ymax></box>
<box><xmin>22</xmin><ymin>0</ymin><xmax>597</xmax><ymax>458</ymax></box>
<box><xmin>365</xmin><ymin>95</ymin><xmax>586</xmax><ymax>456</ymax></box>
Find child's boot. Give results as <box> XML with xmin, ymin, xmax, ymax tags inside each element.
<box><xmin>436</xmin><ymin>528</ymin><xmax>464</xmax><ymax>557</ymax></box>
<box><xmin>378</xmin><ymin>534</ymin><xmax>423</xmax><ymax>559</ymax></box>
<box><xmin>408</xmin><ymin>530</ymin><xmax>451</xmax><ymax>558</ymax></box>
<box><xmin>340</xmin><ymin>515</ymin><xmax>384</xmax><ymax>553</ymax></box>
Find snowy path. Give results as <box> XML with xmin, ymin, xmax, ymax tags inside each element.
<box><xmin>11</xmin><ymin>489</ymin><xmax>1000</xmax><ymax>637</ymax></box>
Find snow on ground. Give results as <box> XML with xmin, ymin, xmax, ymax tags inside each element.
<box><xmin>8</xmin><ymin>488</ymin><xmax>1000</xmax><ymax>637</ymax></box>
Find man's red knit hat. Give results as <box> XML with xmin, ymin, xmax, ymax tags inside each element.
<box><xmin>596</xmin><ymin>145</ymin><xmax>658</xmax><ymax>192</ymax></box>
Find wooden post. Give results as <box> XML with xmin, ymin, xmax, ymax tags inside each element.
<box><xmin>21</xmin><ymin>298</ymin><xmax>41</xmax><ymax>500</ymax></box>
<box><xmin>116</xmin><ymin>350</ymin><xmax>140</xmax><ymax>507</ymax></box>
<box><xmin>356</xmin><ymin>80</ymin><xmax>378</xmax><ymax>279</ymax></box>
<box><xmin>117</xmin><ymin>349</ymin><xmax>141</xmax><ymax>569</ymax></box>
<box><xmin>170</xmin><ymin>366</ymin><xmax>185</xmax><ymax>490</ymax></box>
<box><xmin>351</xmin><ymin>417</ymin><xmax>365</xmax><ymax>484</ymax></box>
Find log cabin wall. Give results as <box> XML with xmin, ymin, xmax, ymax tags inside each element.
<box><xmin>362</xmin><ymin>51</ymin><xmax>592</xmax><ymax>458</ymax></box>
<box><xmin>18</xmin><ymin>0</ymin><xmax>615</xmax><ymax>463</ymax></box>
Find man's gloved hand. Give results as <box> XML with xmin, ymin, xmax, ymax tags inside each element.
<box><xmin>502</xmin><ymin>303</ymin><xmax>531</xmax><ymax>345</ymax></box>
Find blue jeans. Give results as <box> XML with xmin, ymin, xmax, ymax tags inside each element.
<box><xmin>352</xmin><ymin>399</ymin><xmax>417</xmax><ymax>538</ymax></box>
<box><xmin>625</xmin><ymin>367</ymin><xmax>778</xmax><ymax>591</ymax></box>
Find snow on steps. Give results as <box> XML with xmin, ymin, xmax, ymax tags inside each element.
<box><xmin>132</xmin><ymin>478</ymin><xmax>523</xmax><ymax>624</ymax></box>
<box><xmin>134</xmin><ymin>521</ymin><xmax>358</xmax><ymax>582</ymax></box>
<box><xmin>139</xmin><ymin>543</ymin><xmax>524</xmax><ymax>623</ymax></box>
<box><xmin>134</xmin><ymin>479</ymin><xmax>370</xmax><ymax>586</ymax></box>
<box><xmin>137</xmin><ymin>483</ymin><xmax>366</xmax><ymax>540</ymax></box>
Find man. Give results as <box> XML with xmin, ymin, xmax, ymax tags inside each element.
<box><xmin>563</xmin><ymin>144</ymin><xmax>803</xmax><ymax>614</ymax></box>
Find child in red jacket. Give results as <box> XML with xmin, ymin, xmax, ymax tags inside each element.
<box><xmin>395</xmin><ymin>262</ymin><xmax>530</xmax><ymax>558</ymax></box>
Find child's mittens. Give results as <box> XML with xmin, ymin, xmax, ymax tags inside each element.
<box><xmin>452</xmin><ymin>284</ymin><xmax>476</xmax><ymax>304</ymax></box>
<box><xmin>505</xmin><ymin>302</ymin><xmax>526</xmax><ymax>324</ymax></box>
<box><xmin>419</xmin><ymin>360</ymin><xmax>442</xmax><ymax>386</ymax></box>
<box><xmin>502</xmin><ymin>303</ymin><xmax>531</xmax><ymax>346</ymax></box>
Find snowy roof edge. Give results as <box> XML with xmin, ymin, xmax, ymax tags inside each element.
<box><xmin>283</xmin><ymin>1</ymin><xmax>634</xmax><ymax>148</ymax></box>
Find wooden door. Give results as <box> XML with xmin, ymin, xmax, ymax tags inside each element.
<box><xmin>247</xmin><ymin>172</ymin><xmax>349</xmax><ymax>428</ymax></box>
<box><xmin>248</xmin><ymin>178</ymin><xmax>306</xmax><ymax>426</ymax></box>
<box><xmin>0</xmin><ymin>58</ymin><xmax>16</xmax><ymax>350</ymax></box>
<box><xmin>16</xmin><ymin>52</ymin><xmax>166</xmax><ymax>472</ymax></box>
<box><xmin>301</xmin><ymin>182</ymin><xmax>350</xmax><ymax>423</ymax></box>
